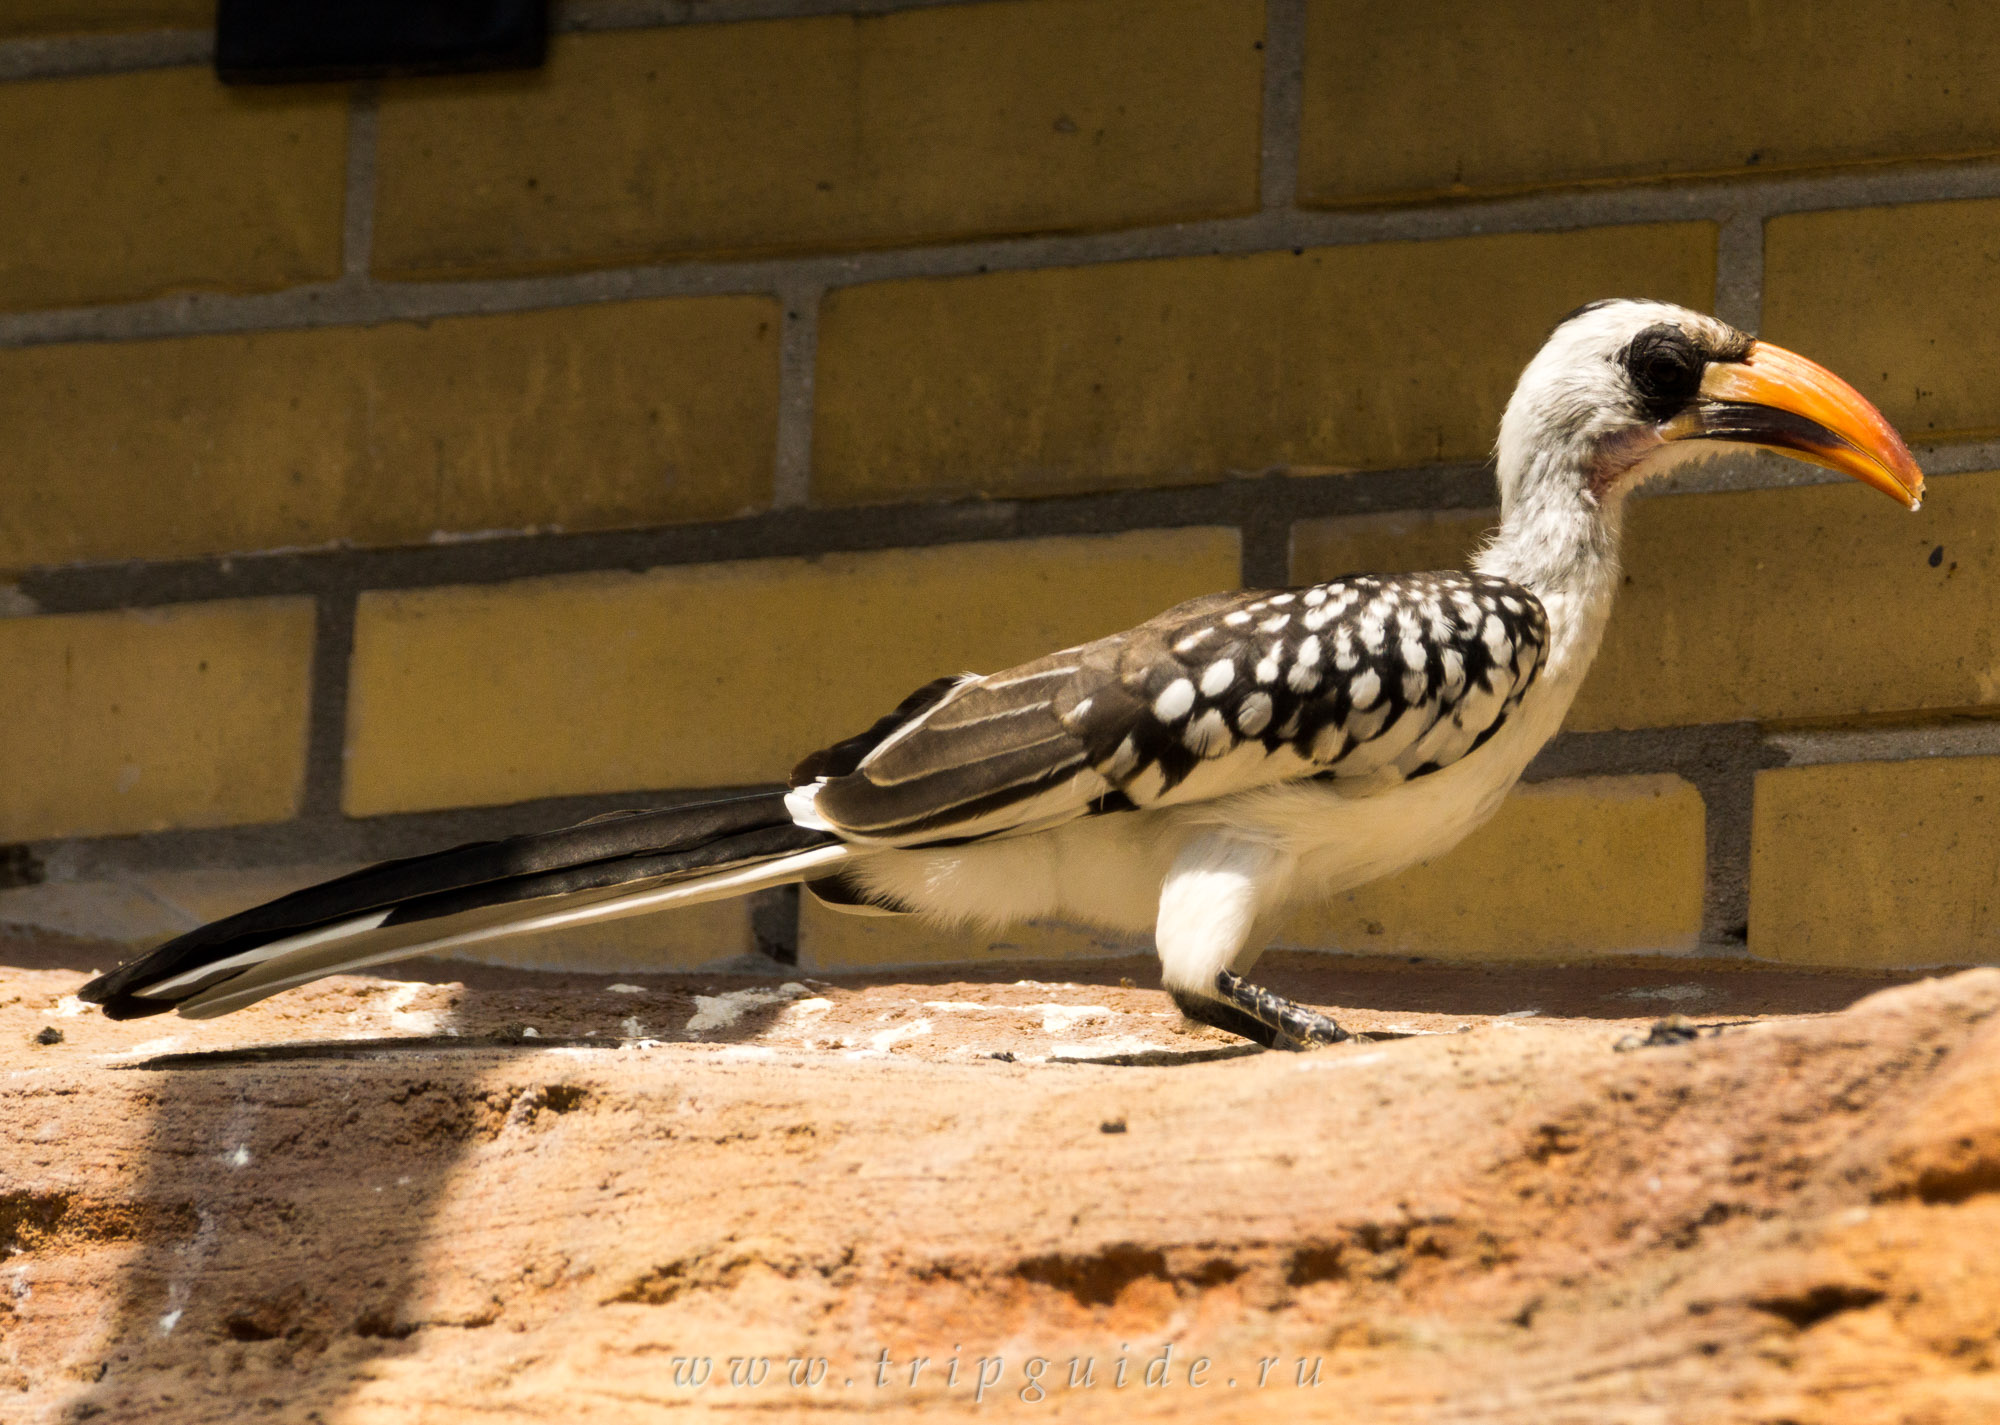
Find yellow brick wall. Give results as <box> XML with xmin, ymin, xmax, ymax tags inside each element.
<box><xmin>0</xmin><ymin>600</ymin><xmax>315</xmax><ymax>841</ymax></box>
<box><xmin>1301</xmin><ymin>0</ymin><xmax>2000</xmax><ymax>205</ymax></box>
<box><xmin>343</xmin><ymin>528</ymin><xmax>1240</xmax><ymax>814</ymax></box>
<box><xmin>1765</xmin><ymin>200</ymin><xmax>2000</xmax><ymax>446</ymax></box>
<box><xmin>4</xmin><ymin>1</ymin><xmax>1997</xmax><ymax>980</ymax></box>
<box><xmin>373</xmin><ymin>0</ymin><xmax>1265</xmax><ymax>278</ymax></box>
<box><xmin>0</xmin><ymin>297</ymin><xmax>780</xmax><ymax>574</ymax></box>
<box><xmin>0</xmin><ymin>1</ymin><xmax>209</xmax><ymax>40</ymax></box>
<box><xmin>0</xmin><ymin>70</ymin><xmax>346</xmax><ymax>312</ymax></box>
<box><xmin>816</xmin><ymin>224</ymin><xmax>1714</xmax><ymax>503</ymax></box>
<box><xmin>1751</xmin><ymin>759</ymin><xmax>2000</xmax><ymax>968</ymax></box>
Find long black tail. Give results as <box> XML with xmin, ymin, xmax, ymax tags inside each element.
<box><xmin>79</xmin><ymin>792</ymin><xmax>844</xmax><ymax>1021</ymax></box>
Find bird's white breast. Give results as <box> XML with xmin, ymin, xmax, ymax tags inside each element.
<box><xmin>846</xmin><ymin>655</ymin><xmax>1583</xmax><ymax>938</ymax></box>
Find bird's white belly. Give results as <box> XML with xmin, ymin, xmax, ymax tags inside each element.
<box><xmin>848</xmin><ymin>680</ymin><xmax>1563</xmax><ymax>939</ymax></box>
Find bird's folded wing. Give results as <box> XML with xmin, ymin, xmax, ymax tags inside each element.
<box><xmin>801</xmin><ymin>572</ymin><xmax>1549</xmax><ymax>846</ymax></box>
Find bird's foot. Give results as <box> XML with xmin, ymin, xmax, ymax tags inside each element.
<box><xmin>1201</xmin><ymin>971</ymin><xmax>1351</xmax><ymax>1051</ymax></box>
<box><xmin>1169</xmin><ymin>987</ymin><xmax>1298</xmax><ymax>1050</ymax></box>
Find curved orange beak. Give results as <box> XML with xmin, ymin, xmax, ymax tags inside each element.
<box><xmin>1660</xmin><ymin>340</ymin><xmax>1925</xmax><ymax>510</ymax></box>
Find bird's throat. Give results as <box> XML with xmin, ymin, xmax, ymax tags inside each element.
<box><xmin>1475</xmin><ymin>468</ymin><xmax>1624</xmax><ymax>695</ymax></box>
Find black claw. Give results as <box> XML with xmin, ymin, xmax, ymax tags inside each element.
<box><xmin>1215</xmin><ymin>970</ymin><xmax>1351</xmax><ymax>1048</ymax></box>
<box><xmin>1169</xmin><ymin>987</ymin><xmax>1298</xmax><ymax>1050</ymax></box>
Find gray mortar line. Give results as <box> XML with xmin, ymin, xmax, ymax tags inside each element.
<box><xmin>0</xmin><ymin>29</ymin><xmax>210</xmax><ymax>81</ymax></box>
<box><xmin>300</xmin><ymin>591</ymin><xmax>359</xmax><ymax>818</ymax></box>
<box><xmin>772</xmin><ymin>278</ymin><xmax>823</xmax><ymax>509</ymax></box>
<box><xmin>0</xmin><ymin>0</ymin><xmax>989</xmax><ymax>82</ymax></box>
<box><xmin>1238</xmin><ymin>482</ymin><xmax>1296</xmax><ymax>589</ymax></box>
<box><xmin>1766</xmin><ymin>720</ymin><xmax>2000</xmax><ymax>768</ymax></box>
<box><xmin>13</xmin><ymin>156</ymin><xmax>2000</xmax><ymax>355</ymax></box>
<box><xmin>1523</xmin><ymin>723</ymin><xmax>1777</xmax><ymax>950</ymax></box>
<box><xmin>1713</xmin><ymin>209</ymin><xmax>1763</xmax><ymax>333</ymax></box>
<box><xmin>341</xmin><ymin>84</ymin><xmax>380</xmax><ymax>280</ymax></box>
<box><xmin>16</xmin><ymin>465</ymin><xmax>1498</xmax><ymax>614</ymax></box>
<box><xmin>17</xmin><ymin>432</ymin><xmax>1995</xmax><ymax>616</ymax></box>
<box><xmin>559</xmin><ymin>0</ymin><xmax>1004</xmax><ymax>27</ymax></box>
<box><xmin>1258</xmin><ymin>0</ymin><xmax>1305</xmax><ymax>213</ymax></box>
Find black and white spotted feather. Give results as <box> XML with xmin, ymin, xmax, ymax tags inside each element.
<box><xmin>797</xmin><ymin>572</ymin><xmax>1548</xmax><ymax>844</ymax></box>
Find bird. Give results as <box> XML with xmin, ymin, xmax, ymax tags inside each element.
<box><xmin>79</xmin><ymin>299</ymin><xmax>1924</xmax><ymax>1050</ymax></box>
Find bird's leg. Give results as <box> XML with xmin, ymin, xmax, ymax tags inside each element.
<box><xmin>1155</xmin><ymin>833</ymin><xmax>1348</xmax><ymax>1051</ymax></box>
<box><xmin>1214</xmin><ymin>970</ymin><xmax>1351</xmax><ymax>1049</ymax></box>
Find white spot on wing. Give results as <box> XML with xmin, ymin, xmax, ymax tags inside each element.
<box><xmin>1200</xmin><ymin>659</ymin><xmax>1235</xmax><ymax>696</ymax></box>
<box><xmin>1349</xmin><ymin>667</ymin><xmax>1382</xmax><ymax>710</ymax></box>
<box><xmin>1441</xmin><ymin>647</ymin><xmax>1465</xmax><ymax>696</ymax></box>
<box><xmin>1153</xmin><ymin>678</ymin><xmax>1196</xmax><ymax>722</ymax></box>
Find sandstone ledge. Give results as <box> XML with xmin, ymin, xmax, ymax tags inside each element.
<box><xmin>2</xmin><ymin>938</ymin><xmax>1997</xmax><ymax>1423</ymax></box>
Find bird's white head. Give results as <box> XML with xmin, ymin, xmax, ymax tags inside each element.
<box><xmin>1495</xmin><ymin>298</ymin><xmax>1924</xmax><ymax>526</ymax></box>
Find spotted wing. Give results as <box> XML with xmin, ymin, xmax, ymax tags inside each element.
<box><xmin>798</xmin><ymin>573</ymin><xmax>1548</xmax><ymax>845</ymax></box>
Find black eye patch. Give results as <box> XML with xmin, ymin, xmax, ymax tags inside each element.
<box><xmin>1620</xmin><ymin>323</ymin><xmax>1705</xmax><ymax>419</ymax></box>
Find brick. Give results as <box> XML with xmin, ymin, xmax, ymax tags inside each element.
<box><xmin>0</xmin><ymin>297</ymin><xmax>778</xmax><ymax>574</ymax></box>
<box><xmin>799</xmin><ymin>899</ymin><xmax>1142</xmax><ymax>974</ymax></box>
<box><xmin>1274</xmin><ymin>776</ymin><xmax>1706</xmax><ymax>960</ymax></box>
<box><xmin>372</xmin><ymin>0</ymin><xmax>1262</xmax><ymax>280</ymax></box>
<box><xmin>1301</xmin><ymin>0</ymin><xmax>2000</xmax><ymax>206</ymax></box>
<box><xmin>0</xmin><ymin>68</ymin><xmax>345</xmax><ymax>311</ymax></box>
<box><xmin>0</xmin><ymin>599</ymin><xmax>315</xmax><ymax>841</ymax></box>
<box><xmin>1765</xmin><ymin>200</ymin><xmax>2000</xmax><ymax>446</ymax></box>
<box><xmin>1750</xmin><ymin>758</ymin><xmax>2000</xmax><ymax>968</ymax></box>
<box><xmin>1294</xmin><ymin>471</ymin><xmax>1993</xmax><ymax>730</ymax></box>
<box><xmin>0</xmin><ymin>1</ymin><xmax>210</xmax><ymax>39</ymax></box>
<box><xmin>343</xmin><ymin>527</ymin><xmax>1241</xmax><ymax>816</ymax></box>
<box><xmin>816</xmin><ymin>223</ymin><xmax>1713</xmax><ymax>504</ymax></box>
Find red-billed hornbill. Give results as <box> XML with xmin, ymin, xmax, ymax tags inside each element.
<box><xmin>80</xmin><ymin>300</ymin><xmax>1924</xmax><ymax>1049</ymax></box>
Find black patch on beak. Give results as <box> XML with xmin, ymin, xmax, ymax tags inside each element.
<box><xmin>1688</xmin><ymin>400</ymin><xmax>1868</xmax><ymax>463</ymax></box>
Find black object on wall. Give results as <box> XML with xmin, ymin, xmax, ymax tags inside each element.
<box><xmin>216</xmin><ymin>0</ymin><xmax>549</xmax><ymax>84</ymax></box>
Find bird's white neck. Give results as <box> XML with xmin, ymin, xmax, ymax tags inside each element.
<box><xmin>1473</xmin><ymin>456</ymin><xmax>1624</xmax><ymax>700</ymax></box>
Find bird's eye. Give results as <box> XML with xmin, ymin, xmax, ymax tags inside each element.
<box><xmin>1621</xmin><ymin>324</ymin><xmax>1705</xmax><ymax>418</ymax></box>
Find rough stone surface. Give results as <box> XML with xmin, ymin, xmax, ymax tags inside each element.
<box><xmin>3</xmin><ymin>930</ymin><xmax>1998</xmax><ymax>1422</ymax></box>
